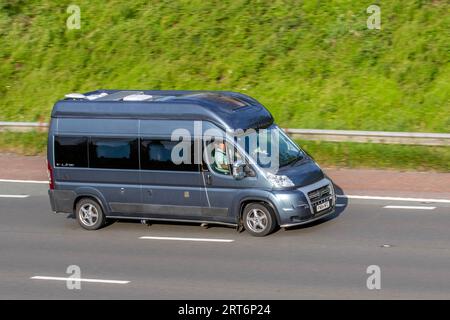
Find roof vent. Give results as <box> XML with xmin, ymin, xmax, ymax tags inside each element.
<box><xmin>86</xmin><ymin>92</ymin><xmax>108</xmax><ymax>100</ymax></box>
<box><xmin>123</xmin><ymin>94</ymin><xmax>153</xmax><ymax>101</ymax></box>
<box><xmin>65</xmin><ymin>93</ymin><xmax>87</xmax><ymax>99</ymax></box>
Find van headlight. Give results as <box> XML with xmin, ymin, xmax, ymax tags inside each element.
<box><xmin>266</xmin><ymin>172</ymin><xmax>295</xmax><ymax>188</ymax></box>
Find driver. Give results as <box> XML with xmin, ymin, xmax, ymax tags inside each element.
<box><xmin>212</xmin><ymin>141</ymin><xmax>230</xmax><ymax>174</ymax></box>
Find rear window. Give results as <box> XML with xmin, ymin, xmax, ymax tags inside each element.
<box><xmin>54</xmin><ymin>136</ymin><xmax>88</xmax><ymax>168</ymax></box>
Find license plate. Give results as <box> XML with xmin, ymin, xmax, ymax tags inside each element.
<box><xmin>316</xmin><ymin>201</ymin><xmax>330</xmax><ymax>212</ymax></box>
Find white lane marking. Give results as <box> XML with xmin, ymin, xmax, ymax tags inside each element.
<box><xmin>0</xmin><ymin>194</ymin><xmax>29</xmax><ymax>198</ymax></box>
<box><xmin>0</xmin><ymin>179</ymin><xmax>47</xmax><ymax>184</ymax></box>
<box><xmin>139</xmin><ymin>236</ymin><xmax>234</xmax><ymax>243</ymax></box>
<box><xmin>30</xmin><ymin>276</ymin><xmax>129</xmax><ymax>284</ymax></box>
<box><xmin>383</xmin><ymin>205</ymin><xmax>436</xmax><ymax>210</ymax></box>
<box><xmin>337</xmin><ymin>195</ymin><xmax>450</xmax><ymax>204</ymax></box>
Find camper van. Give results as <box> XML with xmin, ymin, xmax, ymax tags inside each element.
<box><xmin>47</xmin><ymin>90</ymin><xmax>336</xmax><ymax>236</ymax></box>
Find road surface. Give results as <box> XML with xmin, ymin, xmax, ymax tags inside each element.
<box><xmin>1</xmin><ymin>179</ymin><xmax>450</xmax><ymax>299</ymax></box>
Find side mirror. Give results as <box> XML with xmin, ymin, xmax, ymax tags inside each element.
<box><xmin>232</xmin><ymin>160</ymin><xmax>246</xmax><ymax>180</ymax></box>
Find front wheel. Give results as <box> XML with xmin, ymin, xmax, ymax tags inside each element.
<box><xmin>243</xmin><ymin>203</ymin><xmax>277</xmax><ymax>237</ymax></box>
<box><xmin>75</xmin><ymin>198</ymin><xmax>106</xmax><ymax>230</ymax></box>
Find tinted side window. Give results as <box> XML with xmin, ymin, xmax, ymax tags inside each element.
<box><xmin>54</xmin><ymin>136</ymin><xmax>88</xmax><ymax>167</ymax></box>
<box><xmin>140</xmin><ymin>139</ymin><xmax>199</xmax><ymax>172</ymax></box>
<box><xmin>89</xmin><ymin>138</ymin><xmax>138</xmax><ymax>169</ymax></box>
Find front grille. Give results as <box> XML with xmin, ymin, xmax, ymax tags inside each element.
<box><xmin>308</xmin><ymin>185</ymin><xmax>331</xmax><ymax>202</ymax></box>
<box><xmin>306</xmin><ymin>184</ymin><xmax>334</xmax><ymax>215</ymax></box>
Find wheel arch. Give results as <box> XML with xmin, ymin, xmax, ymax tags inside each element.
<box><xmin>238</xmin><ymin>197</ymin><xmax>281</xmax><ymax>225</ymax></box>
<box><xmin>72</xmin><ymin>188</ymin><xmax>109</xmax><ymax>215</ymax></box>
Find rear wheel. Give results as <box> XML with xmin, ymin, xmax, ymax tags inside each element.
<box><xmin>75</xmin><ymin>198</ymin><xmax>106</xmax><ymax>230</ymax></box>
<box><xmin>243</xmin><ymin>203</ymin><xmax>277</xmax><ymax>237</ymax></box>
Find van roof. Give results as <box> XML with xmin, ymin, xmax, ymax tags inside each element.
<box><xmin>51</xmin><ymin>90</ymin><xmax>274</xmax><ymax>131</ymax></box>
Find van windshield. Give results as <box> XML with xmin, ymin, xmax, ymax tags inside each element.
<box><xmin>236</xmin><ymin>125</ymin><xmax>304</xmax><ymax>169</ymax></box>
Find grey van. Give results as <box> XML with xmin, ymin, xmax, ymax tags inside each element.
<box><xmin>47</xmin><ymin>90</ymin><xmax>336</xmax><ymax>236</ymax></box>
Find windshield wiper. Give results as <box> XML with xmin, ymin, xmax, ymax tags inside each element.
<box><xmin>280</xmin><ymin>152</ymin><xmax>303</xmax><ymax>167</ymax></box>
<box><xmin>288</xmin><ymin>152</ymin><xmax>305</xmax><ymax>167</ymax></box>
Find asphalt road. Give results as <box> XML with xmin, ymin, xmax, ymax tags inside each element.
<box><xmin>1</xmin><ymin>181</ymin><xmax>450</xmax><ymax>299</ymax></box>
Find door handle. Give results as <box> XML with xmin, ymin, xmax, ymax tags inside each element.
<box><xmin>147</xmin><ymin>189</ymin><xmax>152</xmax><ymax>196</ymax></box>
<box><xmin>206</xmin><ymin>174</ymin><xmax>212</xmax><ymax>185</ymax></box>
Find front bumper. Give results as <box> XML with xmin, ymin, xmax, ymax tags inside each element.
<box><xmin>279</xmin><ymin>208</ymin><xmax>335</xmax><ymax>228</ymax></box>
<box><xmin>273</xmin><ymin>178</ymin><xmax>336</xmax><ymax>227</ymax></box>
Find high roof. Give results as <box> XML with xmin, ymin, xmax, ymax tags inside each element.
<box><xmin>52</xmin><ymin>90</ymin><xmax>274</xmax><ymax>131</ymax></box>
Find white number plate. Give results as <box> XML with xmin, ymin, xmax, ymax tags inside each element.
<box><xmin>316</xmin><ymin>201</ymin><xmax>330</xmax><ymax>212</ymax></box>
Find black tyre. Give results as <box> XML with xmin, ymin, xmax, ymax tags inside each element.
<box><xmin>243</xmin><ymin>203</ymin><xmax>277</xmax><ymax>237</ymax></box>
<box><xmin>75</xmin><ymin>198</ymin><xmax>106</xmax><ymax>230</ymax></box>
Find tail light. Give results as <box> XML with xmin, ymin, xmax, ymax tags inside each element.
<box><xmin>47</xmin><ymin>160</ymin><xmax>54</xmax><ymax>190</ymax></box>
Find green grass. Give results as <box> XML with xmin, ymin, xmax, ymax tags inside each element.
<box><xmin>296</xmin><ymin>139</ymin><xmax>450</xmax><ymax>172</ymax></box>
<box><xmin>0</xmin><ymin>0</ymin><xmax>449</xmax><ymax>132</ymax></box>
<box><xmin>0</xmin><ymin>1</ymin><xmax>449</xmax><ymax>170</ymax></box>
<box><xmin>0</xmin><ymin>131</ymin><xmax>47</xmax><ymax>155</ymax></box>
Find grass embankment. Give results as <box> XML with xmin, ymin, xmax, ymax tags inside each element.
<box><xmin>297</xmin><ymin>139</ymin><xmax>450</xmax><ymax>172</ymax></box>
<box><xmin>0</xmin><ymin>1</ymin><xmax>448</xmax><ymax>170</ymax></box>
<box><xmin>0</xmin><ymin>132</ymin><xmax>47</xmax><ymax>155</ymax></box>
